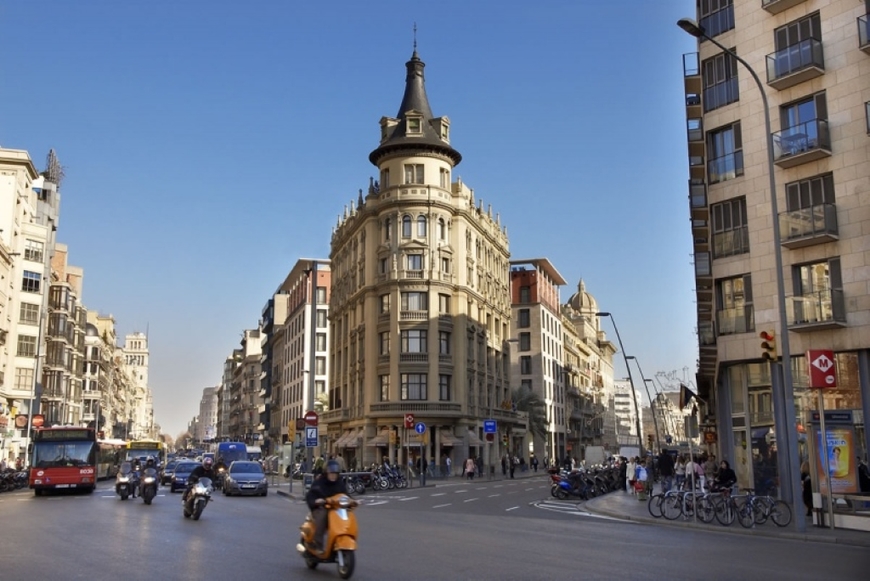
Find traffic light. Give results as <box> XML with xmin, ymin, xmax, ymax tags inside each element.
<box><xmin>759</xmin><ymin>330</ymin><xmax>777</xmax><ymax>360</ymax></box>
<box><xmin>502</xmin><ymin>434</ymin><xmax>508</xmax><ymax>445</ymax></box>
<box><xmin>647</xmin><ymin>434</ymin><xmax>654</xmax><ymax>447</ymax></box>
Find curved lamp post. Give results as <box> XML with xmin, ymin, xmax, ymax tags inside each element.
<box><xmin>625</xmin><ymin>356</ymin><xmax>661</xmax><ymax>451</ymax></box>
<box><xmin>595</xmin><ymin>312</ymin><xmax>644</xmax><ymax>455</ymax></box>
<box><xmin>677</xmin><ymin>17</ymin><xmax>804</xmax><ymax>533</ymax></box>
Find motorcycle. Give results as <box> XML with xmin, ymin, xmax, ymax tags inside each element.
<box><xmin>297</xmin><ymin>493</ymin><xmax>359</xmax><ymax>579</ymax></box>
<box><xmin>116</xmin><ymin>462</ymin><xmax>138</xmax><ymax>501</ymax></box>
<box><xmin>141</xmin><ymin>467</ymin><xmax>159</xmax><ymax>505</ymax></box>
<box><xmin>183</xmin><ymin>477</ymin><xmax>213</xmax><ymax>520</ymax></box>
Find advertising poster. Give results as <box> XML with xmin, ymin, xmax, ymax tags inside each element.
<box><xmin>815</xmin><ymin>427</ymin><xmax>858</xmax><ymax>494</ymax></box>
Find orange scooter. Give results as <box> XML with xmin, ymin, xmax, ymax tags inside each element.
<box><xmin>297</xmin><ymin>493</ymin><xmax>359</xmax><ymax>579</ymax></box>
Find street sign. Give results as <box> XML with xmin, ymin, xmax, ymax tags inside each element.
<box><xmin>483</xmin><ymin>419</ymin><xmax>497</xmax><ymax>434</ymax></box>
<box><xmin>414</xmin><ymin>422</ymin><xmax>426</xmax><ymax>435</ymax></box>
<box><xmin>304</xmin><ymin>410</ymin><xmax>319</xmax><ymax>427</ymax></box>
<box><xmin>485</xmin><ymin>433</ymin><xmax>495</xmax><ymax>442</ymax></box>
<box><xmin>295</xmin><ymin>418</ymin><xmax>306</xmax><ymax>431</ymax></box>
<box><xmin>807</xmin><ymin>349</ymin><xmax>837</xmax><ymax>388</ymax></box>
<box><xmin>305</xmin><ymin>426</ymin><xmax>318</xmax><ymax>447</ymax></box>
<box><xmin>404</xmin><ymin>413</ymin><xmax>415</xmax><ymax>429</ymax></box>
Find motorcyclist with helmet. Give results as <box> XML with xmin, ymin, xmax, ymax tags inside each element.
<box><xmin>305</xmin><ymin>459</ymin><xmax>349</xmax><ymax>551</ymax></box>
<box><xmin>183</xmin><ymin>456</ymin><xmax>217</xmax><ymax>503</ymax></box>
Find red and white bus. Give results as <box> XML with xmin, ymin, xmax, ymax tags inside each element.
<box><xmin>29</xmin><ymin>426</ymin><xmax>99</xmax><ymax>495</ymax></box>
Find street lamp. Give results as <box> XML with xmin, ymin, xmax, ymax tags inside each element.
<box><xmin>595</xmin><ymin>312</ymin><xmax>644</xmax><ymax>455</ymax></box>
<box><xmin>677</xmin><ymin>17</ymin><xmax>804</xmax><ymax>533</ymax></box>
<box><xmin>625</xmin><ymin>356</ymin><xmax>661</xmax><ymax>451</ymax></box>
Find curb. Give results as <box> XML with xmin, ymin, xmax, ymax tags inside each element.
<box><xmin>583</xmin><ymin>498</ymin><xmax>870</xmax><ymax>549</ymax></box>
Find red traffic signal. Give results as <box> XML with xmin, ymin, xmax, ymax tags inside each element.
<box><xmin>760</xmin><ymin>330</ymin><xmax>777</xmax><ymax>361</ymax></box>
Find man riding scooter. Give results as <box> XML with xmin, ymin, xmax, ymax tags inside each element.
<box><xmin>305</xmin><ymin>460</ymin><xmax>348</xmax><ymax>551</ymax></box>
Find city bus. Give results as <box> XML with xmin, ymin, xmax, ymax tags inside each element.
<box><xmin>126</xmin><ymin>439</ymin><xmax>165</xmax><ymax>465</ymax></box>
<box><xmin>96</xmin><ymin>438</ymin><xmax>127</xmax><ymax>480</ymax></box>
<box><xmin>29</xmin><ymin>426</ymin><xmax>99</xmax><ymax>495</ymax></box>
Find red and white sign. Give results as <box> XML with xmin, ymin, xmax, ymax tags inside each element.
<box><xmin>304</xmin><ymin>410</ymin><xmax>319</xmax><ymax>426</ymax></box>
<box><xmin>807</xmin><ymin>349</ymin><xmax>837</xmax><ymax>388</ymax></box>
<box><xmin>403</xmin><ymin>414</ymin><xmax>415</xmax><ymax>429</ymax></box>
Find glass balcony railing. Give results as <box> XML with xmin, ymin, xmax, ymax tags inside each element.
<box><xmin>713</xmin><ymin>227</ymin><xmax>750</xmax><ymax>258</ymax></box>
<box><xmin>859</xmin><ymin>14</ymin><xmax>870</xmax><ymax>53</ymax></box>
<box><xmin>703</xmin><ymin>77</ymin><xmax>739</xmax><ymax>112</ymax></box>
<box><xmin>779</xmin><ymin>203</ymin><xmax>838</xmax><ymax>248</ymax></box>
<box><xmin>772</xmin><ymin>119</ymin><xmax>831</xmax><ymax>165</ymax></box>
<box><xmin>766</xmin><ymin>38</ymin><xmax>824</xmax><ymax>88</ymax></box>
<box><xmin>699</xmin><ymin>4</ymin><xmax>735</xmax><ymax>38</ymax></box>
<box><xmin>716</xmin><ymin>306</ymin><xmax>754</xmax><ymax>336</ymax></box>
<box><xmin>698</xmin><ymin>320</ymin><xmax>716</xmax><ymax>347</ymax></box>
<box><xmin>786</xmin><ymin>288</ymin><xmax>846</xmax><ymax>327</ymax></box>
<box><xmin>707</xmin><ymin>151</ymin><xmax>744</xmax><ymax>184</ymax></box>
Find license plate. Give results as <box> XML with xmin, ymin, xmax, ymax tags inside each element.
<box><xmin>55</xmin><ymin>484</ymin><xmax>70</xmax><ymax>488</ymax></box>
<box><xmin>241</xmin><ymin>484</ymin><xmax>256</xmax><ymax>489</ymax></box>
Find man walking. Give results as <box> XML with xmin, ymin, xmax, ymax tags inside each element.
<box><xmin>657</xmin><ymin>449</ymin><xmax>675</xmax><ymax>493</ymax></box>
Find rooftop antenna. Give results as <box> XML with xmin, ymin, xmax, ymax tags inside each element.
<box><xmin>413</xmin><ymin>22</ymin><xmax>417</xmax><ymax>51</ymax></box>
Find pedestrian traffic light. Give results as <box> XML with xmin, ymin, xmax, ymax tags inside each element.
<box><xmin>759</xmin><ymin>330</ymin><xmax>777</xmax><ymax>360</ymax></box>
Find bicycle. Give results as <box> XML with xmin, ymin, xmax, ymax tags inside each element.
<box><xmin>740</xmin><ymin>488</ymin><xmax>793</xmax><ymax>527</ymax></box>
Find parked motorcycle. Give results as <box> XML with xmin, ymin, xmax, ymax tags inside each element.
<box><xmin>297</xmin><ymin>493</ymin><xmax>359</xmax><ymax>579</ymax></box>
<box><xmin>183</xmin><ymin>477</ymin><xmax>213</xmax><ymax>520</ymax></box>
<box><xmin>116</xmin><ymin>462</ymin><xmax>138</xmax><ymax>500</ymax></box>
<box><xmin>141</xmin><ymin>467</ymin><xmax>159</xmax><ymax>505</ymax></box>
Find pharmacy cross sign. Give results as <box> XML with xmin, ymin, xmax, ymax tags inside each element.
<box><xmin>807</xmin><ymin>349</ymin><xmax>837</xmax><ymax>388</ymax></box>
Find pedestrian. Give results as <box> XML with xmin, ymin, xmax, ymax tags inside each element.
<box><xmin>675</xmin><ymin>455</ymin><xmax>686</xmax><ymax>490</ymax></box>
<box><xmin>335</xmin><ymin>453</ymin><xmax>347</xmax><ymax>473</ymax></box>
<box><xmin>801</xmin><ymin>461</ymin><xmax>813</xmax><ymax>517</ymax></box>
<box><xmin>657</xmin><ymin>449</ymin><xmax>675</xmax><ymax>493</ymax></box>
<box><xmin>501</xmin><ymin>453</ymin><xmax>508</xmax><ymax>476</ymax></box>
<box><xmin>464</xmin><ymin>457</ymin><xmax>475</xmax><ymax>481</ymax></box>
<box><xmin>509</xmin><ymin>455</ymin><xmax>516</xmax><ymax>479</ymax></box>
<box><xmin>626</xmin><ymin>457</ymin><xmax>637</xmax><ymax>495</ymax></box>
<box><xmin>531</xmin><ymin>454</ymin><xmax>538</xmax><ymax>473</ymax></box>
<box><xmin>704</xmin><ymin>454</ymin><xmax>717</xmax><ymax>484</ymax></box>
<box><xmin>475</xmin><ymin>455</ymin><xmax>483</xmax><ymax>478</ymax></box>
<box><xmin>445</xmin><ymin>455</ymin><xmax>452</xmax><ymax>478</ymax></box>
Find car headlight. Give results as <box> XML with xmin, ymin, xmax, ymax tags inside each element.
<box><xmin>260</xmin><ymin>478</ymin><xmax>268</xmax><ymax>485</ymax></box>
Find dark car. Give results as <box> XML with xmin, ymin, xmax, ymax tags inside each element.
<box><xmin>223</xmin><ymin>461</ymin><xmax>268</xmax><ymax>496</ymax></box>
<box><xmin>160</xmin><ymin>460</ymin><xmax>180</xmax><ymax>486</ymax></box>
<box><xmin>170</xmin><ymin>461</ymin><xmax>200</xmax><ymax>493</ymax></box>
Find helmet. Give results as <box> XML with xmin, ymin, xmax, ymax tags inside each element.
<box><xmin>203</xmin><ymin>457</ymin><xmax>214</xmax><ymax>469</ymax></box>
<box><xmin>326</xmin><ymin>460</ymin><xmax>340</xmax><ymax>474</ymax></box>
<box><xmin>146</xmin><ymin>456</ymin><xmax>155</xmax><ymax>466</ymax></box>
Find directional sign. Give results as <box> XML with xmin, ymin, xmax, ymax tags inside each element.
<box><xmin>304</xmin><ymin>410</ymin><xmax>319</xmax><ymax>427</ymax></box>
<box><xmin>404</xmin><ymin>413</ymin><xmax>415</xmax><ymax>429</ymax></box>
<box><xmin>414</xmin><ymin>422</ymin><xmax>426</xmax><ymax>435</ymax></box>
<box><xmin>807</xmin><ymin>349</ymin><xmax>837</xmax><ymax>388</ymax></box>
<box><xmin>483</xmin><ymin>419</ymin><xmax>497</xmax><ymax>434</ymax></box>
<box><xmin>305</xmin><ymin>426</ymin><xmax>318</xmax><ymax>448</ymax></box>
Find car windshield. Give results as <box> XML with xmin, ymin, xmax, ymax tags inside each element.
<box><xmin>230</xmin><ymin>462</ymin><xmax>263</xmax><ymax>474</ymax></box>
<box><xmin>164</xmin><ymin>461</ymin><xmax>178</xmax><ymax>471</ymax></box>
<box><xmin>174</xmin><ymin>463</ymin><xmax>197</xmax><ymax>474</ymax></box>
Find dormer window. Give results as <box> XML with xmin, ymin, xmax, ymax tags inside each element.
<box><xmin>440</xmin><ymin>123</ymin><xmax>449</xmax><ymax>140</ymax></box>
<box><xmin>407</xmin><ymin>117</ymin><xmax>422</xmax><ymax>134</ymax></box>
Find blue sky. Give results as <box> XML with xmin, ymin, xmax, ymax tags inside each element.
<box><xmin>1</xmin><ymin>0</ymin><xmax>698</xmax><ymax>437</ymax></box>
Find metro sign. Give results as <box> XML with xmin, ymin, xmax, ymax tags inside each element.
<box><xmin>806</xmin><ymin>349</ymin><xmax>837</xmax><ymax>388</ymax></box>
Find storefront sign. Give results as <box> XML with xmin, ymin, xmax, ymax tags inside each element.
<box><xmin>815</xmin><ymin>427</ymin><xmax>858</xmax><ymax>494</ymax></box>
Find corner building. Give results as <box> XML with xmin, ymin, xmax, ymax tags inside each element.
<box><xmin>326</xmin><ymin>51</ymin><xmax>518</xmax><ymax>471</ymax></box>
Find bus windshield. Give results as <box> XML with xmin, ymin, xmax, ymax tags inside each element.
<box><xmin>32</xmin><ymin>442</ymin><xmax>95</xmax><ymax>468</ymax></box>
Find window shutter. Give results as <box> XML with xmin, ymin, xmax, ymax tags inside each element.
<box><xmin>814</xmin><ymin>92</ymin><xmax>828</xmax><ymax>120</ymax></box>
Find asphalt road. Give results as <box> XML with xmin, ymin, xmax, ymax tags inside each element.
<box><xmin>0</xmin><ymin>477</ymin><xmax>866</xmax><ymax>581</ymax></box>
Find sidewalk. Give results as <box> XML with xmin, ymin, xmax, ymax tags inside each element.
<box><xmin>270</xmin><ymin>467</ymin><xmax>543</xmax><ymax>500</ymax></box>
<box><xmin>583</xmin><ymin>485</ymin><xmax>870</xmax><ymax>548</ymax></box>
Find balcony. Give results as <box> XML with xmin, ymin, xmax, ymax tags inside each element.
<box><xmin>773</xmin><ymin>119</ymin><xmax>831</xmax><ymax>168</ymax></box>
<box><xmin>400</xmin><ymin>310</ymin><xmax>427</xmax><ymax>321</ymax></box>
<box><xmin>694</xmin><ymin>251</ymin><xmax>711</xmax><ymax>278</ymax></box>
<box><xmin>368</xmin><ymin>402</ymin><xmax>461</xmax><ymax>416</ymax></box>
<box><xmin>779</xmin><ymin>203</ymin><xmax>838</xmax><ymax>249</ymax></box>
<box><xmin>438</xmin><ymin>354</ymin><xmax>452</xmax><ymax>365</ymax></box>
<box><xmin>716</xmin><ymin>306</ymin><xmax>754</xmax><ymax>336</ymax></box>
<box><xmin>761</xmin><ymin>0</ymin><xmax>807</xmax><ymax>15</ymax></box>
<box><xmin>766</xmin><ymin>38</ymin><xmax>824</xmax><ymax>90</ymax></box>
<box><xmin>321</xmin><ymin>408</ymin><xmax>350</xmax><ymax>422</ymax></box>
<box><xmin>402</xmin><ymin>270</ymin><xmax>424</xmax><ymax>280</ymax></box>
<box><xmin>399</xmin><ymin>353</ymin><xmax>428</xmax><ymax>363</ymax></box>
<box><xmin>707</xmin><ymin>151</ymin><xmax>743</xmax><ymax>184</ymax></box>
<box><xmin>786</xmin><ymin>288</ymin><xmax>846</xmax><ymax>330</ymax></box>
<box><xmin>712</xmin><ymin>227</ymin><xmax>750</xmax><ymax>258</ymax></box>
<box><xmin>698</xmin><ymin>4</ymin><xmax>734</xmax><ymax>38</ymax></box>
<box><xmin>859</xmin><ymin>14</ymin><xmax>870</xmax><ymax>54</ymax></box>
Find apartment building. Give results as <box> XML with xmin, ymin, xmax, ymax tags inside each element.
<box><xmin>324</xmin><ymin>51</ymin><xmax>518</xmax><ymax>471</ymax></box>
<box><xmin>682</xmin><ymin>0</ymin><xmax>870</xmax><ymax>499</ymax></box>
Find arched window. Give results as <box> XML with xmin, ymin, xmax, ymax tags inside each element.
<box><xmin>402</xmin><ymin>215</ymin><xmax>412</xmax><ymax>238</ymax></box>
<box><xmin>417</xmin><ymin>215</ymin><xmax>427</xmax><ymax>237</ymax></box>
<box><xmin>438</xmin><ymin>218</ymin><xmax>446</xmax><ymax>240</ymax></box>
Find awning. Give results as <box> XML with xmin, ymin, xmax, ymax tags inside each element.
<box><xmin>366</xmin><ymin>428</ymin><xmax>390</xmax><ymax>447</ymax></box>
<box><xmin>343</xmin><ymin>428</ymin><xmax>363</xmax><ymax>449</ymax></box>
<box><xmin>334</xmin><ymin>430</ymin><xmax>352</xmax><ymax>448</ymax></box>
<box><xmin>467</xmin><ymin>430</ymin><xmax>485</xmax><ymax>446</ymax></box>
<box><xmin>439</xmin><ymin>432</ymin><xmax>464</xmax><ymax>447</ymax></box>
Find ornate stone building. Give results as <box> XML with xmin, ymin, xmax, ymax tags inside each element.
<box><xmin>324</xmin><ymin>51</ymin><xmax>518</xmax><ymax>471</ymax></box>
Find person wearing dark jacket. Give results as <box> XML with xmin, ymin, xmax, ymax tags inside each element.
<box><xmin>657</xmin><ymin>450</ymin><xmax>675</xmax><ymax>493</ymax></box>
<box><xmin>712</xmin><ymin>460</ymin><xmax>737</xmax><ymax>492</ymax></box>
<box><xmin>305</xmin><ymin>460</ymin><xmax>349</xmax><ymax>551</ymax></box>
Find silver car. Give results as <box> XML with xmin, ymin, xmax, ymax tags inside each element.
<box><xmin>223</xmin><ymin>461</ymin><xmax>268</xmax><ymax>496</ymax></box>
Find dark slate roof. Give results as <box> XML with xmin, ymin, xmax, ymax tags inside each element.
<box><xmin>369</xmin><ymin>51</ymin><xmax>462</xmax><ymax>166</ymax></box>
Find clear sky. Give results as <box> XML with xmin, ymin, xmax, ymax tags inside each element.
<box><xmin>1</xmin><ymin>0</ymin><xmax>699</xmax><ymax>437</ymax></box>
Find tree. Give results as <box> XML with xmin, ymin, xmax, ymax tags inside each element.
<box><xmin>511</xmin><ymin>386</ymin><xmax>547</xmax><ymax>438</ymax></box>
<box><xmin>159</xmin><ymin>433</ymin><xmax>174</xmax><ymax>450</ymax></box>
<box><xmin>176</xmin><ymin>431</ymin><xmax>192</xmax><ymax>450</ymax></box>
<box><xmin>315</xmin><ymin>392</ymin><xmax>329</xmax><ymax>413</ymax></box>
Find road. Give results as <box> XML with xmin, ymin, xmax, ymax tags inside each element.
<box><xmin>0</xmin><ymin>475</ymin><xmax>866</xmax><ymax>581</ymax></box>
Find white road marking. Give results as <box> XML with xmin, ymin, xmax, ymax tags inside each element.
<box><xmin>506</xmin><ymin>506</ymin><xmax>519</xmax><ymax>511</ymax></box>
<box><xmin>432</xmin><ymin>503</ymin><xmax>452</xmax><ymax>509</ymax></box>
<box><xmin>488</xmin><ymin>494</ymin><xmax>500</xmax><ymax>498</ymax></box>
<box><xmin>454</xmin><ymin>489</ymin><xmax>468</xmax><ymax>493</ymax></box>
<box><xmin>431</xmin><ymin>492</ymin><xmax>446</xmax><ymax>497</ymax></box>
<box><xmin>525</xmin><ymin>488</ymin><xmax>535</xmax><ymax>491</ymax></box>
<box><xmin>464</xmin><ymin>498</ymin><xmax>478</xmax><ymax>503</ymax></box>
<box><xmin>398</xmin><ymin>496</ymin><xmax>418</xmax><ymax>501</ymax></box>
<box><xmin>475</xmin><ymin>487</ymin><xmax>487</xmax><ymax>490</ymax></box>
